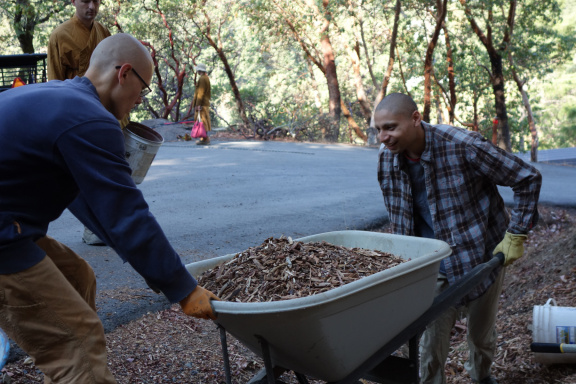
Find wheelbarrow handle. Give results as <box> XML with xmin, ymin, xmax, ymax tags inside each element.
<box><xmin>333</xmin><ymin>251</ymin><xmax>506</xmax><ymax>384</ymax></box>
<box><xmin>485</xmin><ymin>252</ymin><xmax>505</xmax><ymax>269</ymax></box>
<box><xmin>494</xmin><ymin>252</ymin><xmax>505</xmax><ymax>266</ymax></box>
<box><xmin>430</xmin><ymin>251</ymin><xmax>504</xmax><ymax>309</ymax></box>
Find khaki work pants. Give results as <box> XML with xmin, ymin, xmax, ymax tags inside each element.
<box><xmin>419</xmin><ymin>269</ymin><xmax>506</xmax><ymax>384</ymax></box>
<box><xmin>0</xmin><ymin>236</ymin><xmax>116</xmax><ymax>383</ymax></box>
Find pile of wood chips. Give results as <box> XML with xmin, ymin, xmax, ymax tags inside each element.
<box><xmin>197</xmin><ymin>236</ymin><xmax>406</xmax><ymax>302</ymax></box>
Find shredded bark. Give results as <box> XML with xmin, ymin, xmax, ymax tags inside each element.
<box><xmin>197</xmin><ymin>236</ymin><xmax>406</xmax><ymax>302</ymax></box>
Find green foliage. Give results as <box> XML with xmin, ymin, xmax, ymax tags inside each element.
<box><xmin>533</xmin><ymin>68</ymin><xmax>576</xmax><ymax>149</ymax></box>
<box><xmin>528</xmin><ymin>0</ymin><xmax>576</xmax><ymax>149</ymax></box>
<box><xmin>0</xmin><ymin>0</ymin><xmax>575</xmax><ymax>148</ymax></box>
<box><xmin>0</xmin><ymin>0</ymin><xmax>69</xmax><ymax>53</ymax></box>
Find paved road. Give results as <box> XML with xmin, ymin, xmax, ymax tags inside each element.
<box><xmin>45</xmin><ymin>140</ymin><xmax>576</xmax><ymax>331</ymax></box>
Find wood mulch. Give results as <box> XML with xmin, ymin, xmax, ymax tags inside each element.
<box><xmin>197</xmin><ymin>236</ymin><xmax>405</xmax><ymax>303</ymax></box>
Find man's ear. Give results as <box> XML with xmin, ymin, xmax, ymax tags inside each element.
<box><xmin>412</xmin><ymin>110</ymin><xmax>422</xmax><ymax>126</ymax></box>
<box><xmin>116</xmin><ymin>64</ymin><xmax>132</xmax><ymax>86</ymax></box>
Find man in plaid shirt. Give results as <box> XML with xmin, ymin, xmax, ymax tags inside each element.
<box><xmin>375</xmin><ymin>93</ymin><xmax>541</xmax><ymax>384</ymax></box>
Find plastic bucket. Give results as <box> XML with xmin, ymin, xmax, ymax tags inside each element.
<box><xmin>532</xmin><ymin>298</ymin><xmax>576</xmax><ymax>364</ymax></box>
<box><xmin>123</xmin><ymin>122</ymin><xmax>164</xmax><ymax>185</ymax></box>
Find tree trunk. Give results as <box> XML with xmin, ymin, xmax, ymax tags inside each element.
<box><xmin>368</xmin><ymin>0</ymin><xmax>401</xmax><ymax>146</ymax></box>
<box><xmin>350</xmin><ymin>41</ymin><xmax>372</xmax><ymax>125</ymax></box>
<box><xmin>142</xmin><ymin>2</ymin><xmax>189</xmax><ymax>122</ymax></box>
<box><xmin>320</xmin><ymin>1</ymin><xmax>341</xmax><ymax>141</ymax></box>
<box><xmin>423</xmin><ymin>0</ymin><xmax>447</xmax><ymax>123</ymax></box>
<box><xmin>341</xmin><ymin>100</ymin><xmax>368</xmax><ymax>142</ymax></box>
<box><xmin>488</xmin><ymin>52</ymin><xmax>510</xmax><ymax>151</ymax></box>
<box><xmin>375</xmin><ymin>0</ymin><xmax>401</xmax><ymax>107</ymax></box>
<box><xmin>459</xmin><ymin>0</ymin><xmax>516</xmax><ymax>152</ymax></box>
<box><xmin>161</xmin><ymin>70</ymin><xmax>185</xmax><ymax>121</ymax></box>
<box><xmin>473</xmin><ymin>93</ymin><xmax>479</xmax><ymax>132</ymax></box>
<box><xmin>443</xmin><ymin>23</ymin><xmax>457</xmax><ymax>124</ymax></box>
<box><xmin>506</xmin><ymin>3</ymin><xmax>538</xmax><ymax>162</ymax></box>
<box><xmin>509</xmin><ymin>55</ymin><xmax>538</xmax><ymax>162</ymax></box>
<box><xmin>434</xmin><ymin>88</ymin><xmax>444</xmax><ymax>124</ymax></box>
<box><xmin>281</xmin><ymin>1</ymin><xmax>342</xmax><ymax>141</ymax></box>
<box><xmin>396</xmin><ymin>47</ymin><xmax>412</xmax><ymax>98</ymax></box>
<box><xmin>359</xmin><ymin>17</ymin><xmax>378</xmax><ymax>89</ymax></box>
<box><xmin>203</xmin><ymin>32</ymin><xmax>251</xmax><ymax>131</ymax></box>
<box><xmin>14</xmin><ymin>0</ymin><xmax>36</xmax><ymax>53</ymax></box>
<box><xmin>140</xmin><ymin>41</ymin><xmax>171</xmax><ymax>119</ymax></box>
<box><xmin>12</xmin><ymin>0</ymin><xmax>65</xmax><ymax>54</ymax></box>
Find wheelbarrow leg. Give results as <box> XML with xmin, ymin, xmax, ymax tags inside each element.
<box><xmin>354</xmin><ymin>334</ymin><xmax>420</xmax><ymax>384</ymax></box>
<box><xmin>408</xmin><ymin>335</ymin><xmax>420</xmax><ymax>381</ymax></box>
<box><xmin>253</xmin><ymin>335</ymin><xmax>308</xmax><ymax>384</ymax></box>
<box><xmin>294</xmin><ymin>372</ymin><xmax>310</xmax><ymax>384</ymax></box>
<box><xmin>219</xmin><ymin>325</ymin><xmax>233</xmax><ymax>384</ymax></box>
<box><xmin>257</xmin><ymin>335</ymin><xmax>277</xmax><ymax>384</ymax></box>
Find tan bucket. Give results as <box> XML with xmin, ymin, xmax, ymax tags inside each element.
<box><xmin>123</xmin><ymin>122</ymin><xmax>164</xmax><ymax>184</ymax></box>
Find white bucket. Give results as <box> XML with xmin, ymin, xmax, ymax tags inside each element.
<box><xmin>532</xmin><ymin>298</ymin><xmax>576</xmax><ymax>365</ymax></box>
<box><xmin>123</xmin><ymin>122</ymin><xmax>164</xmax><ymax>185</ymax></box>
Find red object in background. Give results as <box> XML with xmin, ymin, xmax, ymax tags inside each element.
<box><xmin>11</xmin><ymin>77</ymin><xmax>26</xmax><ymax>88</ymax></box>
<box><xmin>491</xmin><ymin>117</ymin><xmax>499</xmax><ymax>145</ymax></box>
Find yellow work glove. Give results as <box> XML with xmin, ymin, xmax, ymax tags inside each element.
<box><xmin>179</xmin><ymin>286</ymin><xmax>220</xmax><ymax>320</ymax></box>
<box><xmin>493</xmin><ymin>231</ymin><xmax>528</xmax><ymax>266</ymax></box>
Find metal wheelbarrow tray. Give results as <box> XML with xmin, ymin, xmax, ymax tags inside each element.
<box><xmin>186</xmin><ymin>230</ymin><xmax>452</xmax><ymax>382</ymax></box>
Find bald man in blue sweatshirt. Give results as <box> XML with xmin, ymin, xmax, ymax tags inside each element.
<box><xmin>0</xmin><ymin>33</ymin><xmax>218</xmax><ymax>383</ymax></box>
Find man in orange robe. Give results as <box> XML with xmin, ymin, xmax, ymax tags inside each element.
<box><xmin>47</xmin><ymin>0</ymin><xmax>110</xmax><ymax>81</ymax></box>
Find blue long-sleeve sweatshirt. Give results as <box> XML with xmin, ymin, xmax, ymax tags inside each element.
<box><xmin>0</xmin><ymin>77</ymin><xmax>197</xmax><ymax>303</ymax></box>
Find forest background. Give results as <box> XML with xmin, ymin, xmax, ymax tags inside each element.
<box><xmin>1</xmin><ymin>0</ymin><xmax>576</xmax><ymax>158</ymax></box>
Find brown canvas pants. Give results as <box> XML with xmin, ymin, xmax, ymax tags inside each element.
<box><xmin>0</xmin><ymin>236</ymin><xmax>116</xmax><ymax>383</ymax></box>
<box><xmin>419</xmin><ymin>269</ymin><xmax>506</xmax><ymax>384</ymax></box>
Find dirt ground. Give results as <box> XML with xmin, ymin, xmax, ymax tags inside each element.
<box><xmin>2</xmin><ymin>205</ymin><xmax>575</xmax><ymax>384</ymax></box>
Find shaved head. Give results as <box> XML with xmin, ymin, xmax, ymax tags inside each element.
<box><xmin>373</xmin><ymin>92</ymin><xmax>425</xmax><ymax>158</ymax></box>
<box><xmin>84</xmin><ymin>33</ymin><xmax>153</xmax><ymax>119</ymax></box>
<box><xmin>88</xmin><ymin>33</ymin><xmax>152</xmax><ymax>73</ymax></box>
<box><xmin>376</xmin><ymin>93</ymin><xmax>419</xmax><ymax>118</ymax></box>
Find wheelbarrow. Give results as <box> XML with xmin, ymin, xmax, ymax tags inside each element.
<box><xmin>185</xmin><ymin>230</ymin><xmax>504</xmax><ymax>384</ymax></box>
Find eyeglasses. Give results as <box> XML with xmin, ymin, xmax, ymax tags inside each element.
<box><xmin>115</xmin><ymin>65</ymin><xmax>152</xmax><ymax>97</ymax></box>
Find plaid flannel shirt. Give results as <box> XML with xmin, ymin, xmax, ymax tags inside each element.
<box><xmin>377</xmin><ymin>122</ymin><xmax>541</xmax><ymax>301</ymax></box>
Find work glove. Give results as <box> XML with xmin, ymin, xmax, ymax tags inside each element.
<box><xmin>493</xmin><ymin>231</ymin><xmax>528</xmax><ymax>266</ymax></box>
<box><xmin>180</xmin><ymin>285</ymin><xmax>220</xmax><ymax>320</ymax></box>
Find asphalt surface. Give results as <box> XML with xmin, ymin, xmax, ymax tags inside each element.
<box><xmin>45</xmin><ymin>140</ymin><xmax>576</xmax><ymax>332</ymax></box>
